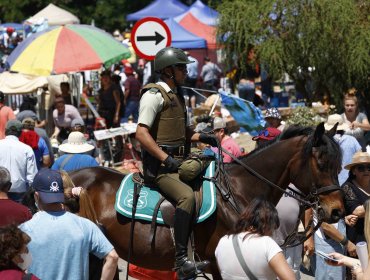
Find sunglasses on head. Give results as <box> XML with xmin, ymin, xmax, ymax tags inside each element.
<box><xmin>356</xmin><ymin>164</ymin><xmax>370</xmax><ymax>172</ymax></box>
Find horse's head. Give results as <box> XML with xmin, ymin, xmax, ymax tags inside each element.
<box><xmin>290</xmin><ymin>123</ymin><xmax>344</xmax><ymax>223</ymax></box>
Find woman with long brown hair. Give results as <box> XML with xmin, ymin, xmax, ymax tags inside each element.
<box><xmin>341</xmin><ymin>89</ymin><xmax>370</xmax><ymax>150</ymax></box>
<box><xmin>215</xmin><ymin>197</ymin><xmax>295</xmax><ymax>280</ymax></box>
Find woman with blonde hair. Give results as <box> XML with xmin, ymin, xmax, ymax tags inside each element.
<box><xmin>60</xmin><ymin>171</ymin><xmax>98</xmax><ymax>223</ymax></box>
<box><xmin>60</xmin><ymin>171</ymin><xmax>110</xmax><ymax>280</ymax></box>
<box><xmin>341</xmin><ymin>89</ymin><xmax>370</xmax><ymax>150</ymax></box>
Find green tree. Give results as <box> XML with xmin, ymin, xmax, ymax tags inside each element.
<box><xmin>217</xmin><ymin>0</ymin><xmax>370</xmax><ymax>108</ymax></box>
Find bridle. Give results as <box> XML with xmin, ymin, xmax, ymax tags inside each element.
<box><xmin>204</xmin><ymin>140</ymin><xmax>342</xmax><ymax>247</ymax></box>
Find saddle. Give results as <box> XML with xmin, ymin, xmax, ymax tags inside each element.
<box><xmin>114</xmin><ymin>161</ymin><xmax>217</xmax><ymax>244</ymax></box>
<box><xmin>132</xmin><ymin>172</ymin><xmax>204</xmax><ymax>228</ymax></box>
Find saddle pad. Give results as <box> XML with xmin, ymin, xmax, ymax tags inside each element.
<box><xmin>115</xmin><ymin>161</ymin><xmax>216</xmax><ymax>224</ymax></box>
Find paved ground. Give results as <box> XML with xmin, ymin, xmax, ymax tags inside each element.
<box><xmin>118</xmin><ymin>258</ymin><xmax>315</xmax><ymax>279</ymax></box>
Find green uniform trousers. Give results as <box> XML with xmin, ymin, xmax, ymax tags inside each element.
<box><xmin>154</xmin><ymin>171</ymin><xmax>195</xmax><ymax>215</ymax></box>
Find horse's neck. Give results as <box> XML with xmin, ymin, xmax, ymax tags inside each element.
<box><xmin>238</xmin><ymin>138</ymin><xmax>303</xmax><ymax>205</ymax></box>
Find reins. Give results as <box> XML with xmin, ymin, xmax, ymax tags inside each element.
<box><xmin>220</xmin><ymin>147</ymin><xmax>313</xmax><ymax>207</ymax></box>
<box><xmin>214</xmin><ymin>145</ymin><xmax>341</xmax><ymax>248</ymax></box>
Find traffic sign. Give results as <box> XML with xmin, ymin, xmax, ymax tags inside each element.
<box><xmin>131</xmin><ymin>17</ymin><xmax>172</xmax><ymax>60</ymax></box>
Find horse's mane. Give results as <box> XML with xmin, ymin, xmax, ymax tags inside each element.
<box><xmin>238</xmin><ymin>125</ymin><xmax>341</xmax><ymax>170</ymax></box>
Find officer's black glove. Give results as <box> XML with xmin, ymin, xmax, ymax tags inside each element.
<box><xmin>163</xmin><ymin>155</ymin><xmax>180</xmax><ymax>172</ymax></box>
<box><xmin>199</xmin><ymin>133</ymin><xmax>218</xmax><ymax>147</ymax></box>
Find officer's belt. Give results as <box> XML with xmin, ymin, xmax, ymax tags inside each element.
<box><xmin>159</xmin><ymin>144</ymin><xmax>185</xmax><ymax>157</ymax></box>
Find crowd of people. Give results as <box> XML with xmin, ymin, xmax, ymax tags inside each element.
<box><xmin>0</xmin><ymin>44</ymin><xmax>369</xmax><ymax>280</ymax></box>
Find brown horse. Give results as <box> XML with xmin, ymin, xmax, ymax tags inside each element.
<box><xmin>69</xmin><ymin>123</ymin><xmax>344</xmax><ymax>279</ymax></box>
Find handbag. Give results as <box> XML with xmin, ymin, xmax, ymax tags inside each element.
<box><xmin>232</xmin><ymin>234</ymin><xmax>258</xmax><ymax>280</ymax></box>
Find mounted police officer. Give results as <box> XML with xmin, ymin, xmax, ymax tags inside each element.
<box><xmin>135</xmin><ymin>47</ymin><xmax>217</xmax><ymax>279</ymax></box>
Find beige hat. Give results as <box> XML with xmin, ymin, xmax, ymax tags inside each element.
<box><xmin>344</xmin><ymin>152</ymin><xmax>370</xmax><ymax>170</ymax></box>
<box><xmin>213</xmin><ymin>117</ymin><xmax>226</xmax><ymax>130</ymax></box>
<box><xmin>58</xmin><ymin>132</ymin><xmax>94</xmax><ymax>154</ymax></box>
<box><xmin>324</xmin><ymin>114</ymin><xmax>349</xmax><ymax>131</ymax></box>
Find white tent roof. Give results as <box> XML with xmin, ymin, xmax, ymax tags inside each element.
<box><xmin>0</xmin><ymin>71</ymin><xmax>67</xmax><ymax>94</ymax></box>
<box><xmin>26</xmin><ymin>4</ymin><xmax>80</xmax><ymax>26</ymax></box>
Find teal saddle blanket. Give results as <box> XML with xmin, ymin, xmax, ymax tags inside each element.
<box><xmin>115</xmin><ymin>161</ymin><xmax>216</xmax><ymax>224</ymax></box>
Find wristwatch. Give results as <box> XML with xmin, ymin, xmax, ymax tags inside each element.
<box><xmin>340</xmin><ymin>236</ymin><xmax>348</xmax><ymax>247</ymax></box>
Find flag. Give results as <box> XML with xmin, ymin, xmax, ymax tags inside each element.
<box><xmin>220</xmin><ymin>91</ymin><xmax>265</xmax><ymax>135</ymax></box>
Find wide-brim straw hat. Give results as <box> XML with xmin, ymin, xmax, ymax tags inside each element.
<box><xmin>344</xmin><ymin>152</ymin><xmax>370</xmax><ymax>170</ymax></box>
<box><xmin>58</xmin><ymin>131</ymin><xmax>94</xmax><ymax>154</ymax></box>
<box><xmin>324</xmin><ymin>114</ymin><xmax>349</xmax><ymax>131</ymax></box>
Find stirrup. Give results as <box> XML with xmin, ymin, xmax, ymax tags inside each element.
<box><xmin>175</xmin><ymin>259</ymin><xmax>210</xmax><ymax>280</ymax></box>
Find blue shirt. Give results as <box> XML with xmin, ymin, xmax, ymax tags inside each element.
<box><xmin>51</xmin><ymin>154</ymin><xmax>98</xmax><ymax>172</ymax></box>
<box><xmin>186</xmin><ymin>55</ymin><xmax>199</xmax><ymax>79</ymax></box>
<box><xmin>34</xmin><ymin>137</ymin><xmax>49</xmax><ymax>170</ymax></box>
<box><xmin>0</xmin><ymin>135</ymin><xmax>37</xmax><ymax>192</ymax></box>
<box><xmin>20</xmin><ymin>211</ymin><xmax>113</xmax><ymax>280</ymax></box>
<box><xmin>335</xmin><ymin>134</ymin><xmax>362</xmax><ymax>185</ymax></box>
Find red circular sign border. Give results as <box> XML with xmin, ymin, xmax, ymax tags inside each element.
<box><xmin>131</xmin><ymin>17</ymin><xmax>172</xmax><ymax>61</ymax></box>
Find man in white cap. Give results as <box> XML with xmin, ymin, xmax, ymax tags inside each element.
<box><xmin>209</xmin><ymin>117</ymin><xmax>242</xmax><ymax>163</ymax></box>
<box><xmin>51</xmin><ymin>131</ymin><xmax>98</xmax><ymax>172</ymax></box>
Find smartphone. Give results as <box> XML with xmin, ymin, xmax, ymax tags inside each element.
<box><xmin>315</xmin><ymin>250</ymin><xmax>339</xmax><ymax>263</ymax></box>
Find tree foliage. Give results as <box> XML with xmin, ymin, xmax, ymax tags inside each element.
<box><xmin>217</xmin><ymin>0</ymin><xmax>370</xmax><ymax>106</ymax></box>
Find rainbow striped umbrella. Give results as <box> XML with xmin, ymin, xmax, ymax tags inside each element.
<box><xmin>7</xmin><ymin>24</ymin><xmax>131</xmax><ymax>76</ymax></box>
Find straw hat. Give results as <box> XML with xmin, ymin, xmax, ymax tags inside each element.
<box><xmin>324</xmin><ymin>114</ymin><xmax>349</xmax><ymax>131</ymax></box>
<box><xmin>344</xmin><ymin>152</ymin><xmax>370</xmax><ymax>170</ymax></box>
<box><xmin>58</xmin><ymin>132</ymin><xmax>94</xmax><ymax>154</ymax></box>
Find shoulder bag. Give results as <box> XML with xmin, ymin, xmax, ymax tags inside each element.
<box><xmin>232</xmin><ymin>234</ymin><xmax>258</xmax><ymax>280</ymax></box>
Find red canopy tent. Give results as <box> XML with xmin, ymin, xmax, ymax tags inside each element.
<box><xmin>177</xmin><ymin>12</ymin><xmax>217</xmax><ymax>49</ymax></box>
<box><xmin>177</xmin><ymin>12</ymin><xmax>218</xmax><ymax>71</ymax></box>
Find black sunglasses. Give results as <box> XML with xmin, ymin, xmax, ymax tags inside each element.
<box><xmin>356</xmin><ymin>164</ymin><xmax>370</xmax><ymax>172</ymax></box>
<box><xmin>175</xmin><ymin>64</ymin><xmax>188</xmax><ymax>72</ymax></box>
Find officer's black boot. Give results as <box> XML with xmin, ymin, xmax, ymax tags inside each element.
<box><xmin>174</xmin><ymin>208</ymin><xmax>209</xmax><ymax>280</ymax></box>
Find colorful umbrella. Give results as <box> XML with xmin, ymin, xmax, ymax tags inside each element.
<box><xmin>7</xmin><ymin>24</ymin><xmax>131</xmax><ymax>76</ymax></box>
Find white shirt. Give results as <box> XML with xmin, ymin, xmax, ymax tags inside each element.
<box><xmin>215</xmin><ymin>233</ymin><xmax>282</xmax><ymax>280</ymax></box>
<box><xmin>137</xmin><ymin>82</ymin><xmax>171</xmax><ymax>128</ymax></box>
<box><xmin>0</xmin><ymin>135</ymin><xmax>37</xmax><ymax>192</ymax></box>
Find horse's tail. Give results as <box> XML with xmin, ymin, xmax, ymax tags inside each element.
<box><xmin>78</xmin><ymin>188</ymin><xmax>99</xmax><ymax>223</ymax></box>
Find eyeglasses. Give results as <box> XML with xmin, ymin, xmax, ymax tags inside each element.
<box><xmin>356</xmin><ymin>164</ymin><xmax>370</xmax><ymax>172</ymax></box>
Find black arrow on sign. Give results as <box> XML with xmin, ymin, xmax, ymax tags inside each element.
<box><xmin>137</xmin><ymin>31</ymin><xmax>165</xmax><ymax>45</ymax></box>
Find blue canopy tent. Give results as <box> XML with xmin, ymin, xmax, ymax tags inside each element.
<box><xmin>174</xmin><ymin>0</ymin><xmax>218</xmax><ymax>26</ymax></box>
<box><xmin>0</xmin><ymin>23</ymin><xmax>24</xmax><ymax>32</ymax></box>
<box><xmin>127</xmin><ymin>0</ymin><xmax>188</xmax><ymax>21</ymax></box>
<box><xmin>164</xmin><ymin>18</ymin><xmax>206</xmax><ymax>49</ymax></box>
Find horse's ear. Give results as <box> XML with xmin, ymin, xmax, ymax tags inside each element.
<box><xmin>312</xmin><ymin>122</ymin><xmax>325</xmax><ymax>146</ymax></box>
<box><xmin>326</xmin><ymin>122</ymin><xmax>338</xmax><ymax>138</ymax></box>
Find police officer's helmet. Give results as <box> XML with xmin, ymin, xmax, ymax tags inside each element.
<box><xmin>154</xmin><ymin>47</ymin><xmax>194</xmax><ymax>72</ymax></box>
